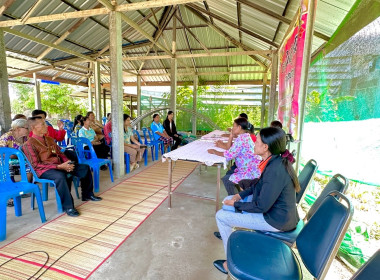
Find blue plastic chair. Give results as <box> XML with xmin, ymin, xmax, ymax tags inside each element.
<box><xmin>102</xmin><ymin>116</ymin><xmax>107</xmax><ymax>126</ymax></box>
<box><xmin>133</xmin><ymin>129</ymin><xmax>148</xmax><ymax>166</ymax></box>
<box><xmin>0</xmin><ymin>148</ymin><xmax>46</xmax><ymax>241</ymax></box>
<box><xmin>142</xmin><ymin>127</ymin><xmax>157</xmax><ymax>161</ymax></box>
<box><xmin>73</xmin><ymin>137</ymin><xmax>114</xmax><ymax>192</ymax></box>
<box><xmin>25</xmin><ymin>154</ymin><xmax>80</xmax><ymax>214</ymax></box>
<box><xmin>145</xmin><ymin>128</ymin><xmax>170</xmax><ymax>160</ymax></box>
<box><xmin>227</xmin><ymin>191</ymin><xmax>353</xmax><ymax>280</ymax></box>
<box><xmin>259</xmin><ymin>173</ymin><xmax>349</xmax><ymax>246</ymax></box>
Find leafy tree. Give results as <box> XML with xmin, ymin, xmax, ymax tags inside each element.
<box><xmin>305</xmin><ymin>82</ymin><xmax>356</xmax><ymax>122</ymax></box>
<box><xmin>11</xmin><ymin>80</ymin><xmax>89</xmax><ymax>121</ymax></box>
<box><xmin>162</xmin><ymin>84</ymin><xmax>262</xmax><ymax>132</ymax></box>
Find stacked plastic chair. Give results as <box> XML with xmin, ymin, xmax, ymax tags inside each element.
<box><xmin>227</xmin><ymin>191</ymin><xmax>353</xmax><ymax>280</ymax></box>
<box><xmin>260</xmin><ymin>173</ymin><xmax>349</xmax><ymax>246</ymax></box>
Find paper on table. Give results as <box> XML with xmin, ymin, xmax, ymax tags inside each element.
<box><xmin>162</xmin><ymin>140</ymin><xmax>227</xmax><ymax>169</ymax></box>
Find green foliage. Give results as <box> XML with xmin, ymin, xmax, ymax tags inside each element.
<box><xmin>305</xmin><ymin>84</ymin><xmax>356</xmax><ymax>122</ymax></box>
<box><xmin>11</xmin><ymin>80</ymin><xmax>88</xmax><ymax>120</ymax></box>
<box><xmin>163</xmin><ymin>84</ymin><xmax>262</xmax><ymax>132</ymax></box>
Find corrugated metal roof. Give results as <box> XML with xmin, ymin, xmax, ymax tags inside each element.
<box><xmin>2</xmin><ymin>0</ymin><xmax>358</xmax><ymax>86</ymax></box>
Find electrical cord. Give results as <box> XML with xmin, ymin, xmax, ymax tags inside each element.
<box><xmin>0</xmin><ymin>171</ymin><xmax>186</xmax><ymax>280</ymax></box>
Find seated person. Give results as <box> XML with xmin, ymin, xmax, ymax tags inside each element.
<box><xmin>0</xmin><ymin>119</ymin><xmax>29</xmax><ymax>150</ymax></box>
<box><xmin>222</xmin><ymin>113</ymin><xmax>256</xmax><ymax>143</ymax></box>
<box><xmin>106</xmin><ymin>113</ymin><xmax>111</xmax><ymax>124</ymax></box>
<box><xmin>123</xmin><ymin>114</ymin><xmax>146</xmax><ymax>171</ymax></box>
<box><xmin>103</xmin><ymin>114</ymin><xmax>112</xmax><ymax>145</ymax></box>
<box><xmin>78</xmin><ymin>116</ymin><xmax>110</xmax><ymax>160</ymax></box>
<box><xmin>31</xmin><ymin>109</ymin><xmax>78</xmax><ymax>161</ymax></box>
<box><xmin>270</xmin><ymin>120</ymin><xmax>283</xmax><ymax>129</ymax></box>
<box><xmin>86</xmin><ymin>111</ymin><xmax>105</xmax><ymax>141</ymax></box>
<box><xmin>0</xmin><ymin>119</ymin><xmax>31</xmax><ymax>206</ymax></box>
<box><xmin>150</xmin><ymin>113</ymin><xmax>173</xmax><ymax>150</ymax></box>
<box><xmin>212</xmin><ymin>127</ymin><xmax>300</xmax><ymax>274</ymax></box>
<box><xmin>23</xmin><ymin>116</ymin><xmax>102</xmax><ymax>217</ymax></box>
<box><xmin>208</xmin><ymin>118</ymin><xmax>261</xmax><ymax>196</ymax></box>
<box><xmin>163</xmin><ymin>110</ymin><xmax>182</xmax><ymax>150</ymax></box>
<box><xmin>12</xmin><ymin>114</ymin><xmax>27</xmax><ymax>121</ymax></box>
<box><xmin>73</xmin><ymin>114</ymin><xmax>83</xmax><ymax>134</ymax></box>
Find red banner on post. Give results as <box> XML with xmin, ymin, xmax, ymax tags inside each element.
<box><xmin>278</xmin><ymin>0</ymin><xmax>309</xmax><ymax>137</ymax></box>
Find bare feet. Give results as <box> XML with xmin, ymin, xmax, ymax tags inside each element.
<box><xmin>223</xmin><ymin>261</ymin><xmax>228</xmax><ymax>272</ymax></box>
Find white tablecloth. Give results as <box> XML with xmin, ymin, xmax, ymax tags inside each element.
<box><xmin>162</xmin><ymin>140</ymin><xmax>227</xmax><ymax>169</ymax></box>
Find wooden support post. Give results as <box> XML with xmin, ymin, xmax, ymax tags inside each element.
<box><xmin>109</xmin><ymin>11</ymin><xmax>124</xmax><ymax>179</ymax></box>
<box><xmin>130</xmin><ymin>96</ymin><xmax>133</xmax><ymax>118</ymax></box>
<box><xmin>137</xmin><ymin>75</ymin><xmax>141</xmax><ymax>130</ymax></box>
<box><xmin>295</xmin><ymin>0</ymin><xmax>318</xmax><ymax>173</ymax></box>
<box><xmin>88</xmin><ymin>77</ymin><xmax>93</xmax><ymax>111</ymax></box>
<box><xmin>268</xmin><ymin>52</ymin><xmax>278</xmax><ymax>126</ymax></box>
<box><xmin>103</xmin><ymin>88</ymin><xmax>107</xmax><ymax>117</ymax></box>
<box><xmin>0</xmin><ymin>29</ymin><xmax>11</xmax><ymax>134</ymax></box>
<box><xmin>94</xmin><ymin>61</ymin><xmax>102</xmax><ymax>121</ymax></box>
<box><xmin>192</xmin><ymin>76</ymin><xmax>198</xmax><ymax>135</ymax></box>
<box><xmin>260</xmin><ymin>74</ymin><xmax>267</xmax><ymax>128</ymax></box>
<box><xmin>170</xmin><ymin>13</ymin><xmax>177</xmax><ymax>118</ymax></box>
<box><xmin>33</xmin><ymin>73</ymin><xmax>41</xmax><ymax>109</ymax></box>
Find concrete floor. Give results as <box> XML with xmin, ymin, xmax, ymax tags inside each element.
<box><xmin>2</xmin><ymin>156</ymin><xmax>352</xmax><ymax>280</ymax></box>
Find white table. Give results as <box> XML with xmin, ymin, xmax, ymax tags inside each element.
<box><xmin>162</xmin><ymin>139</ymin><xmax>227</xmax><ymax>212</ymax></box>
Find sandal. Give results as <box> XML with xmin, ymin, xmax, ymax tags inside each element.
<box><xmin>7</xmin><ymin>199</ymin><xmax>14</xmax><ymax>207</ymax></box>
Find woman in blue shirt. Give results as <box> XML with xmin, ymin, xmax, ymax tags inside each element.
<box><xmin>79</xmin><ymin>116</ymin><xmax>110</xmax><ymax>159</ymax></box>
<box><xmin>150</xmin><ymin>114</ymin><xmax>173</xmax><ymax>150</ymax></box>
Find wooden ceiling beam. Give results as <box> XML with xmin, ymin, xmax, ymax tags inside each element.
<box><xmin>103</xmin><ymin>80</ymin><xmax>270</xmax><ymax>87</ymax></box>
<box><xmin>175</xmin><ymin>13</ymin><xmax>210</xmax><ymax>53</ymax></box>
<box><xmin>234</xmin><ymin>0</ymin><xmax>330</xmax><ymax>41</ymax></box>
<box><xmin>138</xmin><ymin>70</ymin><xmax>266</xmax><ymax>77</ymax></box>
<box><xmin>0</xmin><ymin>0</ymin><xmax>15</xmax><ymax>17</ymax></box>
<box><xmin>3</xmin><ymin>27</ymin><xmax>95</xmax><ymax>61</ymax></box>
<box><xmin>0</xmin><ymin>0</ymin><xmax>201</xmax><ymax>27</ymax></box>
<box><xmin>185</xmin><ymin>5</ymin><xmax>268</xmax><ymax>69</ymax></box>
<box><xmin>165</xmin><ymin>24</ymin><xmax>208</xmax><ymax>30</ymax></box>
<box><xmin>101</xmin><ymin>49</ymin><xmax>272</xmax><ymax>62</ymax></box>
<box><xmin>237</xmin><ymin>2</ymin><xmax>242</xmax><ymax>43</ymax></box>
<box><xmin>178</xmin><ymin>7</ymin><xmax>197</xmax><ymax>72</ymax></box>
<box><xmin>187</xmin><ymin>3</ymin><xmax>278</xmax><ymax>48</ymax></box>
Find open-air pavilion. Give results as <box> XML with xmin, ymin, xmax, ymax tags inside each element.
<box><xmin>0</xmin><ymin>0</ymin><xmax>379</xmax><ymax>279</ymax></box>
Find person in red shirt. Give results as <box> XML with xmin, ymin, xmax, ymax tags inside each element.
<box><xmin>23</xmin><ymin>116</ymin><xmax>102</xmax><ymax>217</ymax></box>
<box><xmin>30</xmin><ymin>109</ymin><xmax>66</xmax><ymax>141</ymax></box>
<box><xmin>104</xmin><ymin>114</ymin><xmax>112</xmax><ymax>145</ymax></box>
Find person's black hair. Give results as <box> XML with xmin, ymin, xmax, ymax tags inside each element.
<box><xmin>270</xmin><ymin>120</ymin><xmax>283</xmax><ymax>129</ymax></box>
<box><xmin>152</xmin><ymin>113</ymin><xmax>159</xmax><ymax>120</ymax></box>
<box><xmin>82</xmin><ymin>116</ymin><xmax>90</xmax><ymax>125</ymax></box>
<box><xmin>166</xmin><ymin>110</ymin><xmax>174</xmax><ymax>121</ymax></box>
<box><xmin>107</xmin><ymin>113</ymin><xmax>111</xmax><ymax>118</ymax></box>
<box><xmin>73</xmin><ymin>114</ymin><xmax>83</xmax><ymax>129</ymax></box>
<box><xmin>27</xmin><ymin>116</ymin><xmax>43</xmax><ymax>128</ymax></box>
<box><xmin>234</xmin><ymin>117</ymin><xmax>250</xmax><ymax>131</ymax></box>
<box><xmin>123</xmin><ymin>114</ymin><xmax>131</xmax><ymax>133</ymax></box>
<box><xmin>31</xmin><ymin>109</ymin><xmax>47</xmax><ymax>117</ymax></box>
<box><xmin>123</xmin><ymin>114</ymin><xmax>130</xmax><ymax>121</ymax></box>
<box><xmin>247</xmin><ymin>122</ymin><xmax>254</xmax><ymax>133</ymax></box>
<box><xmin>12</xmin><ymin>114</ymin><xmax>27</xmax><ymax>121</ymax></box>
<box><xmin>239</xmin><ymin>113</ymin><xmax>248</xmax><ymax>120</ymax></box>
<box><xmin>86</xmin><ymin>111</ymin><xmax>94</xmax><ymax>117</ymax></box>
<box><xmin>259</xmin><ymin>127</ymin><xmax>300</xmax><ymax>192</ymax></box>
